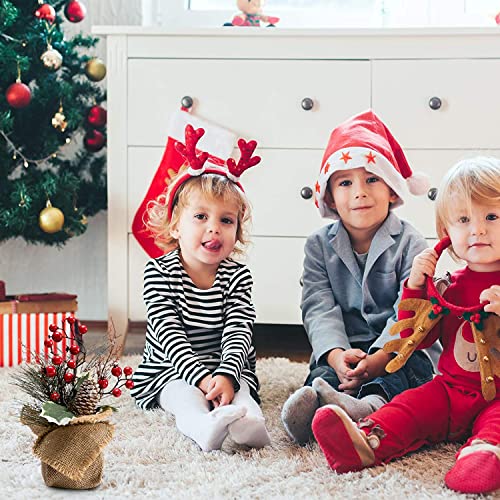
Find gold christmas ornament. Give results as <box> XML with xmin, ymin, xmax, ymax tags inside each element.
<box><xmin>51</xmin><ymin>105</ymin><xmax>67</xmax><ymax>132</ymax></box>
<box><xmin>40</xmin><ymin>45</ymin><xmax>63</xmax><ymax>70</ymax></box>
<box><xmin>85</xmin><ymin>58</ymin><xmax>107</xmax><ymax>82</ymax></box>
<box><xmin>39</xmin><ymin>200</ymin><xmax>65</xmax><ymax>233</ymax></box>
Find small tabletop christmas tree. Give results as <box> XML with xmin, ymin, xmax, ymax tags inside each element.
<box><xmin>0</xmin><ymin>0</ymin><xmax>107</xmax><ymax>245</ymax></box>
<box><xmin>12</xmin><ymin>316</ymin><xmax>134</xmax><ymax>489</ymax></box>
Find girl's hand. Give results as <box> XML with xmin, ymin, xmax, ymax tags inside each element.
<box><xmin>480</xmin><ymin>285</ymin><xmax>500</xmax><ymax>316</ymax></box>
<box><xmin>197</xmin><ymin>374</ymin><xmax>213</xmax><ymax>394</ymax></box>
<box><xmin>407</xmin><ymin>248</ymin><xmax>438</xmax><ymax>290</ymax></box>
<box><xmin>205</xmin><ymin>375</ymin><xmax>235</xmax><ymax>406</ymax></box>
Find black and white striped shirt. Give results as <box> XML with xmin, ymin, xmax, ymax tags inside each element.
<box><xmin>131</xmin><ymin>249</ymin><xmax>258</xmax><ymax>410</ymax></box>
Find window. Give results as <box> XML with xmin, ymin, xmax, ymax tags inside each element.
<box><xmin>146</xmin><ymin>0</ymin><xmax>500</xmax><ymax>28</ymax></box>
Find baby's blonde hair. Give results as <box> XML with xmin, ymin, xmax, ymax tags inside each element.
<box><xmin>435</xmin><ymin>156</ymin><xmax>500</xmax><ymax>259</ymax></box>
<box><xmin>146</xmin><ymin>171</ymin><xmax>251</xmax><ymax>256</ymax></box>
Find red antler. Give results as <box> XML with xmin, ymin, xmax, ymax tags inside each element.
<box><xmin>175</xmin><ymin>124</ymin><xmax>209</xmax><ymax>171</ymax></box>
<box><xmin>226</xmin><ymin>138</ymin><xmax>261</xmax><ymax>178</ymax></box>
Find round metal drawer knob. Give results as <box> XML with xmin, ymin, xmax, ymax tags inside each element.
<box><xmin>300</xmin><ymin>186</ymin><xmax>313</xmax><ymax>199</ymax></box>
<box><xmin>181</xmin><ymin>96</ymin><xmax>194</xmax><ymax>109</ymax></box>
<box><xmin>301</xmin><ymin>97</ymin><xmax>314</xmax><ymax>111</ymax></box>
<box><xmin>428</xmin><ymin>97</ymin><xmax>442</xmax><ymax>110</ymax></box>
<box><xmin>427</xmin><ymin>187</ymin><xmax>438</xmax><ymax>201</ymax></box>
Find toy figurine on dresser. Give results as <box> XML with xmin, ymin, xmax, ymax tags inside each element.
<box><xmin>225</xmin><ymin>0</ymin><xmax>280</xmax><ymax>27</ymax></box>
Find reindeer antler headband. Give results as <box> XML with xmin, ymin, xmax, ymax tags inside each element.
<box><xmin>166</xmin><ymin>124</ymin><xmax>261</xmax><ymax>221</ymax></box>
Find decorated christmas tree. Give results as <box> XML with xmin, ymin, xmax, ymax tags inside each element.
<box><xmin>0</xmin><ymin>0</ymin><xmax>107</xmax><ymax>245</ymax></box>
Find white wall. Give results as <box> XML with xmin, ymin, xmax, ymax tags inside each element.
<box><xmin>0</xmin><ymin>1</ymin><xmax>142</xmax><ymax>321</ymax></box>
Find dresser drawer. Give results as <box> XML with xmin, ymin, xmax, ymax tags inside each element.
<box><xmin>246</xmin><ymin>236</ymin><xmax>305</xmax><ymax>324</ymax></box>
<box><xmin>373</xmin><ymin>59</ymin><xmax>500</xmax><ymax>149</ymax></box>
<box><xmin>394</xmin><ymin>149</ymin><xmax>500</xmax><ymax>238</ymax></box>
<box><xmin>128</xmin><ymin>59</ymin><xmax>370</xmax><ymax>149</ymax></box>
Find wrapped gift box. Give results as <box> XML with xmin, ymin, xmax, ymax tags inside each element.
<box><xmin>0</xmin><ymin>290</ymin><xmax>78</xmax><ymax>368</ymax></box>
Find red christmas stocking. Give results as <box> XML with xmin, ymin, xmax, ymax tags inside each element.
<box><xmin>131</xmin><ymin>109</ymin><xmax>237</xmax><ymax>258</ymax></box>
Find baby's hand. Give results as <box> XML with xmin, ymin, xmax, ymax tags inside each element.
<box><xmin>480</xmin><ymin>285</ymin><xmax>500</xmax><ymax>316</ymax></box>
<box><xmin>205</xmin><ymin>375</ymin><xmax>235</xmax><ymax>407</ymax></box>
<box><xmin>407</xmin><ymin>248</ymin><xmax>438</xmax><ymax>289</ymax></box>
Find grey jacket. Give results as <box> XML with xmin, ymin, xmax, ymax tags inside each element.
<box><xmin>301</xmin><ymin>212</ymin><xmax>442</xmax><ymax>369</ymax></box>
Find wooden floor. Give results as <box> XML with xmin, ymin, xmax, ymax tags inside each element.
<box><xmin>84</xmin><ymin>323</ymin><xmax>311</xmax><ymax>362</ymax></box>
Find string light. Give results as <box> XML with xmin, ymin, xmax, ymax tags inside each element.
<box><xmin>0</xmin><ymin>129</ymin><xmax>72</xmax><ymax>169</ymax></box>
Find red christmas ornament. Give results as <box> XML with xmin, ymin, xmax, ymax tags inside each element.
<box><xmin>87</xmin><ymin>105</ymin><xmax>107</xmax><ymax>128</ymax></box>
<box><xmin>35</xmin><ymin>3</ymin><xmax>56</xmax><ymax>23</ymax></box>
<box><xmin>78</xmin><ymin>324</ymin><xmax>88</xmax><ymax>334</ymax></box>
<box><xmin>69</xmin><ymin>344</ymin><xmax>80</xmax><ymax>355</ymax></box>
<box><xmin>66</xmin><ymin>316</ymin><xmax>76</xmax><ymax>324</ymax></box>
<box><xmin>84</xmin><ymin>129</ymin><xmax>106</xmax><ymax>152</ymax></box>
<box><xmin>67</xmin><ymin>359</ymin><xmax>77</xmax><ymax>369</ymax></box>
<box><xmin>44</xmin><ymin>339</ymin><xmax>54</xmax><ymax>348</ymax></box>
<box><xmin>5</xmin><ymin>82</ymin><xmax>31</xmax><ymax>109</ymax></box>
<box><xmin>50</xmin><ymin>391</ymin><xmax>60</xmax><ymax>401</ymax></box>
<box><xmin>111</xmin><ymin>365</ymin><xmax>122</xmax><ymax>377</ymax></box>
<box><xmin>98</xmin><ymin>378</ymin><xmax>109</xmax><ymax>389</ymax></box>
<box><xmin>112</xmin><ymin>387</ymin><xmax>122</xmax><ymax>398</ymax></box>
<box><xmin>125</xmin><ymin>380</ymin><xmax>135</xmax><ymax>389</ymax></box>
<box><xmin>51</xmin><ymin>331</ymin><xmax>63</xmax><ymax>342</ymax></box>
<box><xmin>64</xmin><ymin>0</ymin><xmax>86</xmax><ymax>22</ymax></box>
<box><xmin>45</xmin><ymin>366</ymin><xmax>57</xmax><ymax>377</ymax></box>
<box><xmin>64</xmin><ymin>372</ymin><xmax>75</xmax><ymax>383</ymax></box>
<box><xmin>123</xmin><ymin>366</ymin><xmax>133</xmax><ymax>376</ymax></box>
<box><xmin>49</xmin><ymin>323</ymin><xmax>59</xmax><ymax>332</ymax></box>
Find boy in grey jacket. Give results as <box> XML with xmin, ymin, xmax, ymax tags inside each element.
<box><xmin>282</xmin><ymin>110</ymin><xmax>442</xmax><ymax>444</ymax></box>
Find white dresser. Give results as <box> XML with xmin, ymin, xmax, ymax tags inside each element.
<box><xmin>94</xmin><ymin>27</ymin><xmax>500</xmax><ymax>338</ymax></box>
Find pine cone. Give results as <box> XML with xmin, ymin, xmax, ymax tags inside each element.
<box><xmin>69</xmin><ymin>379</ymin><xmax>101</xmax><ymax>416</ymax></box>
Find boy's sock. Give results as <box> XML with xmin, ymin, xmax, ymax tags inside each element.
<box><xmin>281</xmin><ymin>386</ymin><xmax>319</xmax><ymax>444</ymax></box>
<box><xmin>228</xmin><ymin>415</ymin><xmax>271</xmax><ymax>448</ymax></box>
<box><xmin>312</xmin><ymin>377</ymin><xmax>386</xmax><ymax>421</ymax></box>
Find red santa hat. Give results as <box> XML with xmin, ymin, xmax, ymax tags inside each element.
<box><xmin>315</xmin><ymin>109</ymin><xmax>430</xmax><ymax>219</ymax></box>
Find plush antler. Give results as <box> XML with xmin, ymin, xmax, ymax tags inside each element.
<box><xmin>226</xmin><ymin>138</ymin><xmax>261</xmax><ymax>179</ymax></box>
<box><xmin>383</xmin><ymin>298</ymin><xmax>441</xmax><ymax>373</ymax></box>
<box><xmin>471</xmin><ymin>314</ymin><xmax>500</xmax><ymax>401</ymax></box>
<box><xmin>175</xmin><ymin>124</ymin><xmax>209</xmax><ymax>172</ymax></box>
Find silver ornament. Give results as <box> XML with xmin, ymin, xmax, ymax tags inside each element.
<box><xmin>41</xmin><ymin>45</ymin><xmax>63</xmax><ymax>70</ymax></box>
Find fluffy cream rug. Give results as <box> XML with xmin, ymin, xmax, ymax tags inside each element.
<box><xmin>1</xmin><ymin>356</ymin><xmax>497</xmax><ymax>499</ymax></box>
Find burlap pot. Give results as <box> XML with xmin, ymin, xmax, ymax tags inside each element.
<box><xmin>21</xmin><ymin>407</ymin><xmax>115</xmax><ymax>489</ymax></box>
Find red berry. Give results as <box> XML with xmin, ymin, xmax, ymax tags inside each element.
<box><xmin>111</xmin><ymin>365</ymin><xmax>122</xmax><ymax>377</ymax></box>
<box><xmin>66</xmin><ymin>359</ymin><xmax>77</xmax><ymax>369</ymax></box>
<box><xmin>45</xmin><ymin>366</ymin><xmax>57</xmax><ymax>377</ymax></box>
<box><xmin>51</xmin><ymin>331</ymin><xmax>63</xmax><ymax>342</ymax></box>
<box><xmin>69</xmin><ymin>344</ymin><xmax>80</xmax><ymax>355</ymax></box>
<box><xmin>50</xmin><ymin>392</ymin><xmax>60</xmax><ymax>401</ymax></box>
<box><xmin>49</xmin><ymin>324</ymin><xmax>59</xmax><ymax>332</ymax></box>
<box><xmin>44</xmin><ymin>339</ymin><xmax>54</xmax><ymax>348</ymax></box>
<box><xmin>123</xmin><ymin>366</ymin><xmax>133</xmax><ymax>376</ymax></box>
<box><xmin>112</xmin><ymin>387</ymin><xmax>122</xmax><ymax>397</ymax></box>
<box><xmin>66</xmin><ymin>317</ymin><xmax>76</xmax><ymax>324</ymax></box>
<box><xmin>64</xmin><ymin>372</ymin><xmax>75</xmax><ymax>383</ymax></box>
<box><xmin>52</xmin><ymin>355</ymin><xmax>63</xmax><ymax>365</ymax></box>
<box><xmin>98</xmin><ymin>378</ymin><xmax>109</xmax><ymax>389</ymax></box>
<box><xmin>78</xmin><ymin>324</ymin><xmax>88</xmax><ymax>334</ymax></box>
<box><xmin>125</xmin><ymin>379</ymin><xmax>135</xmax><ymax>389</ymax></box>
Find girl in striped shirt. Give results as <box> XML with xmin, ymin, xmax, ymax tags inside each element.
<box><xmin>131</xmin><ymin>125</ymin><xmax>270</xmax><ymax>451</ymax></box>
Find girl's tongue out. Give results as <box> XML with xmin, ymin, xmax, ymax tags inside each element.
<box><xmin>203</xmin><ymin>239</ymin><xmax>222</xmax><ymax>251</ymax></box>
